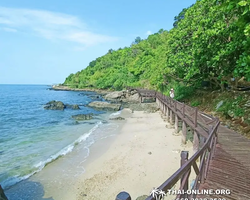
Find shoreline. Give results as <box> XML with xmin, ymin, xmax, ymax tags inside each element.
<box><xmin>4</xmin><ymin>106</ymin><xmax>194</xmax><ymax>200</ymax></box>
<box><xmin>73</xmin><ymin>109</ymin><xmax>193</xmax><ymax>200</ymax></box>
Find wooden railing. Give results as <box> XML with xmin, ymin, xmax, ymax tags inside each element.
<box><xmin>116</xmin><ymin>89</ymin><xmax>220</xmax><ymax>200</ymax></box>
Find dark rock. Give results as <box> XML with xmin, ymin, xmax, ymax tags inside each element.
<box><xmin>88</xmin><ymin>95</ymin><xmax>102</xmax><ymax>101</ymax></box>
<box><xmin>72</xmin><ymin>114</ymin><xmax>93</xmax><ymax>121</ymax></box>
<box><xmin>0</xmin><ymin>185</ymin><xmax>8</xmax><ymax>200</ymax></box>
<box><xmin>88</xmin><ymin>101</ymin><xmax>121</xmax><ymax>111</ymax></box>
<box><xmin>44</xmin><ymin>100</ymin><xmax>65</xmax><ymax>110</ymax></box>
<box><xmin>65</xmin><ymin>104</ymin><xmax>80</xmax><ymax>110</ymax></box>
<box><xmin>109</xmin><ymin>117</ymin><xmax>125</xmax><ymax>120</ymax></box>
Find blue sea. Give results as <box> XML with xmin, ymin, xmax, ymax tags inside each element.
<box><xmin>0</xmin><ymin>84</ymin><xmax>121</xmax><ymax>199</ymax></box>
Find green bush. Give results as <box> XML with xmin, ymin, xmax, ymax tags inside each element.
<box><xmin>163</xmin><ymin>82</ymin><xmax>196</xmax><ymax>100</ymax></box>
<box><xmin>191</xmin><ymin>100</ymin><xmax>201</xmax><ymax>107</ymax></box>
<box><xmin>217</xmin><ymin>95</ymin><xmax>245</xmax><ymax>118</ymax></box>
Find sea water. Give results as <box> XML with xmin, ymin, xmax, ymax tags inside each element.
<box><xmin>0</xmin><ymin>85</ymin><xmax>121</xmax><ymax>199</ymax></box>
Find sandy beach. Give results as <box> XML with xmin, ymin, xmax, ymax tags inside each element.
<box><xmin>73</xmin><ymin>108</ymin><xmax>193</xmax><ymax>200</ymax></box>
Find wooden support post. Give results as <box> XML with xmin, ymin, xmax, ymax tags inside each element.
<box><xmin>194</xmin><ymin>107</ymin><xmax>198</xmax><ymax>128</ymax></box>
<box><xmin>200</xmin><ymin>136</ymin><xmax>205</xmax><ymax>149</ymax></box>
<box><xmin>200</xmin><ymin>152</ymin><xmax>206</xmax><ymax>184</ymax></box>
<box><xmin>166</xmin><ymin>106</ymin><xmax>169</xmax><ymax>122</ymax></box>
<box><xmin>193</xmin><ymin>131</ymin><xmax>199</xmax><ymax>153</ymax></box>
<box><xmin>170</xmin><ymin>110</ymin><xmax>173</xmax><ymax>125</ymax></box>
<box><xmin>116</xmin><ymin>192</ymin><xmax>131</xmax><ymax>200</ymax></box>
<box><xmin>183</xmin><ymin>103</ymin><xmax>185</xmax><ymax>118</ymax></box>
<box><xmin>180</xmin><ymin>151</ymin><xmax>189</xmax><ymax>198</ymax></box>
<box><xmin>175</xmin><ymin>114</ymin><xmax>178</xmax><ymax>133</ymax></box>
<box><xmin>182</xmin><ymin>121</ymin><xmax>187</xmax><ymax>145</ymax></box>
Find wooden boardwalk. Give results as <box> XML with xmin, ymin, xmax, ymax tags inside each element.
<box><xmin>117</xmin><ymin>88</ymin><xmax>250</xmax><ymax>200</ymax></box>
<box><xmin>198</xmin><ymin>126</ymin><xmax>250</xmax><ymax>200</ymax></box>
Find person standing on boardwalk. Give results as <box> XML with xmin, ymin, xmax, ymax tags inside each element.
<box><xmin>170</xmin><ymin>88</ymin><xmax>174</xmax><ymax>98</ymax></box>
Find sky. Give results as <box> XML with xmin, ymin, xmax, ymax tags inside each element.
<box><xmin>0</xmin><ymin>0</ymin><xmax>196</xmax><ymax>84</ymax></box>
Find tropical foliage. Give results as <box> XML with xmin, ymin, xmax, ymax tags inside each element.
<box><xmin>64</xmin><ymin>0</ymin><xmax>250</xmax><ymax>91</ymax></box>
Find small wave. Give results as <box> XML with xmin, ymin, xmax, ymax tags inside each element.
<box><xmin>34</xmin><ymin>121</ymin><xmax>102</xmax><ymax>170</ymax></box>
<box><xmin>1</xmin><ymin>121</ymin><xmax>103</xmax><ymax>190</ymax></box>
<box><xmin>109</xmin><ymin>111</ymin><xmax>121</xmax><ymax>117</ymax></box>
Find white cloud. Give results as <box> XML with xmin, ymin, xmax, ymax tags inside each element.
<box><xmin>0</xmin><ymin>7</ymin><xmax>118</xmax><ymax>47</ymax></box>
<box><xmin>2</xmin><ymin>27</ymin><xmax>17</xmax><ymax>32</ymax></box>
<box><xmin>146</xmin><ymin>30</ymin><xmax>152</xmax><ymax>35</ymax></box>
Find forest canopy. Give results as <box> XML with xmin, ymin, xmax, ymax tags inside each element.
<box><xmin>64</xmin><ymin>0</ymin><xmax>250</xmax><ymax>91</ymax></box>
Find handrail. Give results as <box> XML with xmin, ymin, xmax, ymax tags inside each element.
<box><xmin>116</xmin><ymin>88</ymin><xmax>220</xmax><ymax>200</ymax></box>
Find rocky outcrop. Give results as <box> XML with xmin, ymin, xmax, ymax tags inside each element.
<box><xmin>72</xmin><ymin>114</ymin><xmax>93</xmax><ymax>120</ymax></box>
<box><xmin>104</xmin><ymin>91</ymin><xmax>126</xmax><ymax>101</ymax></box>
<box><xmin>0</xmin><ymin>185</ymin><xmax>8</xmax><ymax>200</ymax></box>
<box><xmin>44</xmin><ymin>101</ymin><xmax>65</xmax><ymax>110</ymax></box>
<box><xmin>88</xmin><ymin>101</ymin><xmax>121</xmax><ymax>111</ymax></box>
<box><xmin>104</xmin><ymin>89</ymin><xmax>140</xmax><ymax>103</ymax></box>
<box><xmin>127</xmin><ymin>93</ymin><xmax>140</xmax><ymax>102</ymax></box>
<box><xmin>109</xmin><ymin>117</ymin><xmax>125</xmax><ymax>120</ymax></box>
<box><xmin>65</xmin><ymin>104</ymin><xmax>80</xmax><ymax>110</ymax></box>
<box><xmin>44</xmin><ymin>101</ymin><xmax>81</xmax><ymax>110</ymax></box>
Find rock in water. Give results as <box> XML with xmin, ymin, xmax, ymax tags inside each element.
<box><xmin>44</xmin><ymin>100</ymin><xmax>65</xmax><ymax>110</ymax></box>
<box><xmin>88</xmin><ymin>101</ymin><xmax>121</xmax><ymax>111</ymax></box>
<box><xmin>109</xmin><ymin>117</ymin><xmax>125</xmax><ymax>120</ymax></box>
<box><xmin>0</xmin><ymin>185</ymin><xmax>8</xmax><ymax>200</ymax></box>
<box><xmin>65</xmin><ymin>104</ymin><xmax>80</xmax><ymax>110</ymax></box>
<box><xmin>72</xmin><ymin>114</ymin><xmax>93</xmax><ymax>121</ymax></box>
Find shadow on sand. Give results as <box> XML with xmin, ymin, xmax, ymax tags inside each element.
<box><xmin>4</xmin><ymin>179</ymin><xmax>54</xmax><ymax>200</ymax></box>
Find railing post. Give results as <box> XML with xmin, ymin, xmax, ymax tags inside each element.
<box><xmin>170</xmin><ymin>109</ymin><xmax>173</xmax><ymax>125</ymax></box>
<box><xmin>166</xmin><ymin>106</ymin><xmax>169</xmax><ymax>122</ymax></box>
<box><xmin>194</xmin><ymin>107</ymin><xmax>198</xmax><ymax>128</ymax></box>
<box><xmin>193</xmin><ymin>108</ymin><xmax>199</xmax><ymax>153</ymax></box>
<box><xmin>180</xmin><ymin>151</ymin><xmax>189</xmax><ymax>198</ymax></box>
<box><xmin>116</xmin><ymin>192</ymin><xmax>131</xmax><ymax>200</ymax></box>
<box><xmin>182</xmin><ymin>121</ymin><xmax>187</xmax><ymax>145</ymax></box>
<box><xmin>204</xmin><ymin>125</ymin><xmax>213</xmax><ymax>179</ymax></box>
<box><xmin>182</xmin><ymin>104</ymin><xmax>185</xmax><ymax>118</ymax></box>
<box><xmin>175</xmin><ymin>113</ymin><xmax>178</xmax><ymax>133</ymax></box>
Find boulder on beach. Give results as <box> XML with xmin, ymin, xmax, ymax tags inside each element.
<box><xmin>126</xmin><ymin>93</ymin><xmax>140</xmax><ymax>102</ymax></box>
<box><xmin>104</xmin><ymin>91</ymin><xmax>126</xmax><ymax>101</ymax></box>
<box><xmin>104</xmin><ymin>90</ymin><xmax>141</xmax><ymax>103</ymax></box>
<box><xmin>44</xmin><ymin>100</ymin><xmax>65</xmax><ymax>110</ymax></box>
<box><xmin>72</xmin><ymin>114</ymin><xmax>93</xmax><ymax>121</ymax></box>
<box><xmin>109</xmin><ymin>116</ymin><xmax>125</xmax><ymax>120</ymax></box>
<box><xmin>88</xmin><ymin>101</ymin><xmax>121</xmax><ymax>111</ymax></box>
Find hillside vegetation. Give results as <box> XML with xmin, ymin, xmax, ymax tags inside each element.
<box><xmin>64</xmin><ymin>0</ymin><xmax>250</xmax><ymax>94</ymax></box>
